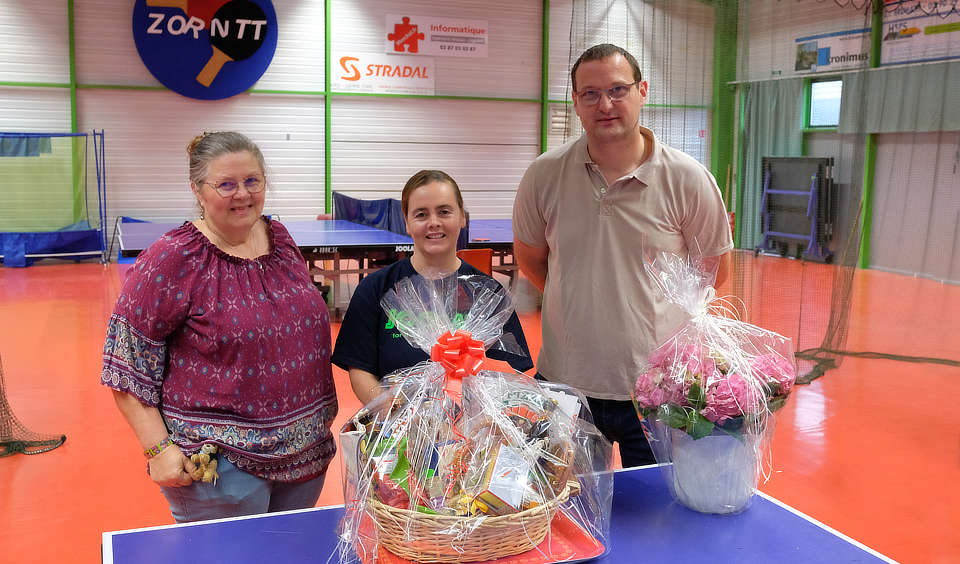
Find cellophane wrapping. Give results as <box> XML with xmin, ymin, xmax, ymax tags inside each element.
<box><xmin>633</xmin><ymin>253</ymin><xmax>797</xmax><ymax>514</ymax></box>
<box><xmin>336</xmin><ymin>274</ymin><xmax>613</xmax><ymax>563</ymax></box>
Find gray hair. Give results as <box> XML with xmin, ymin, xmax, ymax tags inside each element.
<box><xmin>187</xmin><ymin>131</ymin><xmax>266</xmax><ymax>186</ymax></box>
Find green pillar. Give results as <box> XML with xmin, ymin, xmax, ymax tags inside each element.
<box><xmin>710</xmin><ymin>0</ymin><xmax>738</xmax><ymax>212</ymax></box>
<box><xmin>858</xmin><ymin>3</ymin><xmax>883</xmax><ymax>268</ymax></box>
<box><xmin>324</xmin><ymin>0</ymin><xmax>332</xmax><ymax>214</ymax></box>
<box><xmin>540</xmin><ymin>0</ymin><xmax>550</xmax><ymax>154</ymax></box>
<box><xmin>68</xmin><ymin>0</ymin><xmax>84</xmax><ymax>222</ymax></box>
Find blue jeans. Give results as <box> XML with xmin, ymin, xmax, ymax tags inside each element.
<box><xmin>159</xmin><ymin>454</ymin><xmax>327</xmax><ymax>523</ymax></box>
<box><xmin>536</xmin><ymin>373</ymin><xmax>655</xmax><ymax>468</ymax></box>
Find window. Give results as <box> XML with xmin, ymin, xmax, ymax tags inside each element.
<box><xmin>808</xmin><ymin>79</ymin><xmax>842</xmax><ymax>128</ymax></box>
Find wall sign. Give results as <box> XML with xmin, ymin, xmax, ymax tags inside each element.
<box><xmin>794</xmin><ymin>28</ymin><xmax>870</xmax><ymax>73</ymax></box>
<box><xmin>132</xmin><ymin>0</ymin><xmax>278</xmax><ymax>100</ymax></box>
<box><xmin>882</xmin><ymin>1</ymin><xmax>960</xmax><ymax>65</ymax></box>
<box><xmin>332</xmin><ymin>52</ymin><xmax>435</xmax><ymax>96</ymax></box>
<box><xmin>385</xmin><ymin>14</ymin><xmax>488</xmax><ymax>58</ymax></box>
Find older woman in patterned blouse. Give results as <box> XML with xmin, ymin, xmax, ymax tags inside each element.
<box><xmin>101</xmin><ymin>132</ymin><xmax>338</xmax><ymax>523</ymax></box>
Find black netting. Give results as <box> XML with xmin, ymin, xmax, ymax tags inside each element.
<box><xmin>0</xmin><ymin>354</ymin><xmax>66</xmax><ymax>457</ymax></box>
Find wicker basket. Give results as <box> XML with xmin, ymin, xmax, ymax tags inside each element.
<box><xmin>369</xmin><ymin>481</ymin><xmax>581</xmax><ymax>563</ymax></box>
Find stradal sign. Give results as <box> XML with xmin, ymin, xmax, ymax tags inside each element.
<box><xmin>333</xmin><ymin>52</ymin><xmax>435</xmax><ymax>95</ymax></box>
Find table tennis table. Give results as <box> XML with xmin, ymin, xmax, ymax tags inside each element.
<box><xmin>116</xmin><ymin>218</ymin><xmax>516</xmax><ymax>311</ymax></box>
<box><xmin>102</xmin><ymin>465</ymin><xmax>892</xmax><ymax>564</ymax></box>
<box><xmin>116</xmin><ymin>219</ymin><xmax>513</xmax><ymax>258</ymax></box>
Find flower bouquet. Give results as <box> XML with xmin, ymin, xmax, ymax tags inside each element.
<box><xmin>633</xmin><ymin>253</ymin><xmax>796</xmax><ymax>514</ymax></box>
<box><xmin>336</xmin><ymin>274</ymin><xmax>613</xmax><ymax>563</ymax></box>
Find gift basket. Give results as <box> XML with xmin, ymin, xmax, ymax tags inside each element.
<box><xmin>633</xmin><ymin>252</ymin><xmax>797</xmax><ymax>515</ymax></box>
<box><xmin>336</xmin><ymin>274</ymin><xmax>613</xmax><ymax>564</ymax></box>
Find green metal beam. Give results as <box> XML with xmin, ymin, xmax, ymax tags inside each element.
<box><xmin>710</xmin><ymin>0</ymin><xmax>738</xmax><ymax>212</ymax></box>
<box><xmin>858</xmin><ymin>3</ymin><xmax>883</xmax><ymax>268</ymax></box>
<box><xmin>67</xmin><ymin>0</ymin><xmax>84</xmax><ymax>223</ymax></box>
<box><xmin>0</xmin><ymin>81</ymin><xmax>70</xmax><ymax>88</ymax></box>
<box><xmin>324</xmin><ymin>0</ymin><xmax>332</xmax><ymax>214</ymax></box>
<box><xmin>325</xmin><ymin>92</ymin><xmax>538</xmax><ymax>103</ymax></box>
<box><xmin>801</xmin><ymin>77</ymin><xmax>811</xmax><ymax>155</ymax></box>
<box><xmin>734</xmin><ymin>83</ymin><xmax>747</xmax><ymax>248</ymax></box>
<box><xmin>67</xmin><ymin>0</ymin><xmax>78</xmax><ymax>133</ymax></box>
<box><xmin>547</xmin><ymin>99</ymin><xmax>710</xmax><ymax>108</ymax></box>
<box><xmin>78</xmin><ymin>84</ymin><xmax>166</xmax><ymax>91</ymax></box>
<box><xmin>540</xmin><ymin>0</ymin><xmax>550</xmax><ymax>154</ymax></box>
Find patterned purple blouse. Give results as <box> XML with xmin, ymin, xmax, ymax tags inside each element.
<box><xmin>101</xmin><ymin>219</ymin><xmax>338</xmax><ymax>482</ymax></box>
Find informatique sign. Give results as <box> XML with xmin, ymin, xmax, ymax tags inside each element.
<box><xmin>132</xmin><ymin>0</ymin><xmax>278</xmax><ymax>100</ymax></box>
<box><xmin>385</xmin><ymin>14</ymin><xmax>488</xmax><ymax>58</ymax></box>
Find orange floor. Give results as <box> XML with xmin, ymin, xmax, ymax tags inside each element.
<box><xmin>0</xmin><ymin>257</ymin><xmax>958</xmax><ymax>563</ymax></box>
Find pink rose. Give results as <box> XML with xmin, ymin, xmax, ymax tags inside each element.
<box><xmin>700</xmin><ymin>372</ymin><xmax>762</xmax><ymax>424</ymax></box>
<box><xmin>648</xmin><ymin>340</ymin><xmax>681</xmax><ymax>368</ymax></box>
<box><xmin>751</xmin><ymin>354</ymin><xmax>796</xmax><ymax>396</ymax></box>
<box><xmin>634</xmin><ymin>369</ymin><xmax>668</xmax><ymax>409</ymax></box>
<box><xmin>634</xmin><ymin>367</ymin><xmax>688</xmax><ymax>409</ymax></box>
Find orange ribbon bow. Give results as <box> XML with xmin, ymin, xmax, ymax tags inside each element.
<box><xmin>430</xmin><ymin>329</ymin><xmax>486</xmax><ymax>380</ymax></box>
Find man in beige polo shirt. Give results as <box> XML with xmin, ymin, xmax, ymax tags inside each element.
<box><xmin>512</xmin><ymin>44</ymin><xmax>733</xmax><ymax>467</ymax></box>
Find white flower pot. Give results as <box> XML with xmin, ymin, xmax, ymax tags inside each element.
<box><xmin>644</xmin><ymin>420</ymin><xmax>762</xmax><ymax>514</ymax></box>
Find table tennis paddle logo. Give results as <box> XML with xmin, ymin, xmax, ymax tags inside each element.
<box><xmin>132</xmin><ymin>0</ymin><xmax>277</xmax><ymax>100</ymax></box>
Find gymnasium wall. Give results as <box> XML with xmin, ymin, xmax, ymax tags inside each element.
<box><xmin>736</xmin><ymin>0</ymin><xmax>960</xmax><ymax>283</ymax></box>
<box><xmin>0</xmin><ymin>0</ymin><xmax>717</xmax><ymax>237</ymax></box>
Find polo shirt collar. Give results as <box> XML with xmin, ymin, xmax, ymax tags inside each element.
<box><xmin>577</xmin><ymin>126</ymin><xmax>662</xmax><ymax>186</ymax></box>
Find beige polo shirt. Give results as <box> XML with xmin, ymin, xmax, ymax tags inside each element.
<box><xmin>513</xmin><ymin>128</ymin><xmax>733</xmax><ymax>400</ymax></box>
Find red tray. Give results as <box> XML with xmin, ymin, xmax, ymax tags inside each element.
<box><xmin>359</xmin><ymin>511</ymin><xmax>606</xmax><ymax>564</ymax></box>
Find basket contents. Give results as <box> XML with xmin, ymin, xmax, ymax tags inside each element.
<box><xmin>336</xmin><ymin>275</ymin><xmax>612</xmax><ymax>563</ymax></box>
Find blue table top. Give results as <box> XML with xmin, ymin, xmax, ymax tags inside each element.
<box><xmin>118</xmin><ymin>220</ymin><xmax>413</xmax><ymax>255</ymax></box>
<box><xmin>102</xmin><ymin>466</ymin><xmax>891</xmax><ymax>564</ymax></box>
<box><xmin>468</xmin><ymin>219</ymin><xmax>513</xmax><ymax>245</ymax></box>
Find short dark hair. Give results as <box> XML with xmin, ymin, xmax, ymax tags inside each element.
<box><xmin>571</xmin><ymin>43</ymin><xmax>643</xmax><ymax>92</ymax></box>
<box><xmin>401</xmin><ymin>170</ymin><xmax>464</xmax><ymax>216</ymax></box>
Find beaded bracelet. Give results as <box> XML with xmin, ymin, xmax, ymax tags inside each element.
<box><xmin>143</xmin><ymin>436</ymin><xmax>173</xmax><ymax>459</ymax></box>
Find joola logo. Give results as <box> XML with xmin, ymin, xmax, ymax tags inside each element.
<box><xmin>132</xmin><ymin>0</ymin><xmax>278</xmax><ymax>100</ymax></box>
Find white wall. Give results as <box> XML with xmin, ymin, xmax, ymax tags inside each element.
<box><xmin>1</xmin><ymin>0</ymin><xmax>719</xmax><ymax>235</ymax></box>
<box><xmin>331</xmin><ymin>97</ymin><xmax>539</xmax><ymax>218</ymax></box>
<box><xmin>871</xmin><ymin>131</ymin><xmax>960</xmax><ymax>283</ymax></box>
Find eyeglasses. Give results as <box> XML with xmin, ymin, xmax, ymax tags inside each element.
<box><xmin>576</xmin><ymin>81</ymin><xmax>640</xmax><ymax>106</ymax></box>
<box><xmin>205</xmin><ymin>175</ymin><xmax>265</xmax><ymax>197</ymax></box>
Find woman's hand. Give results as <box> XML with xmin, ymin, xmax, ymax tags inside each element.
<box><xmin>148</xmin><ymin>445</ymin><xmax>197</xmax><ymax>487</ymax></box>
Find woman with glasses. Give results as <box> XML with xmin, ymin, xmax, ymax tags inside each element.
<box><xmin>332</xmin><ymin>170</ymin><xmax>534</xmax><ymax>404</ymax></box>
<box><xmin>101</xmin><ymin>131</ymin><xmax>338</xmax><ymax>523</ymax></box>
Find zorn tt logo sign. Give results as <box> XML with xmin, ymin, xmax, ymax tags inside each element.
<box><xmin>132</xmin><ymin>0</ymin><xmax>278</xmax><ymax>100</ymax></box>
